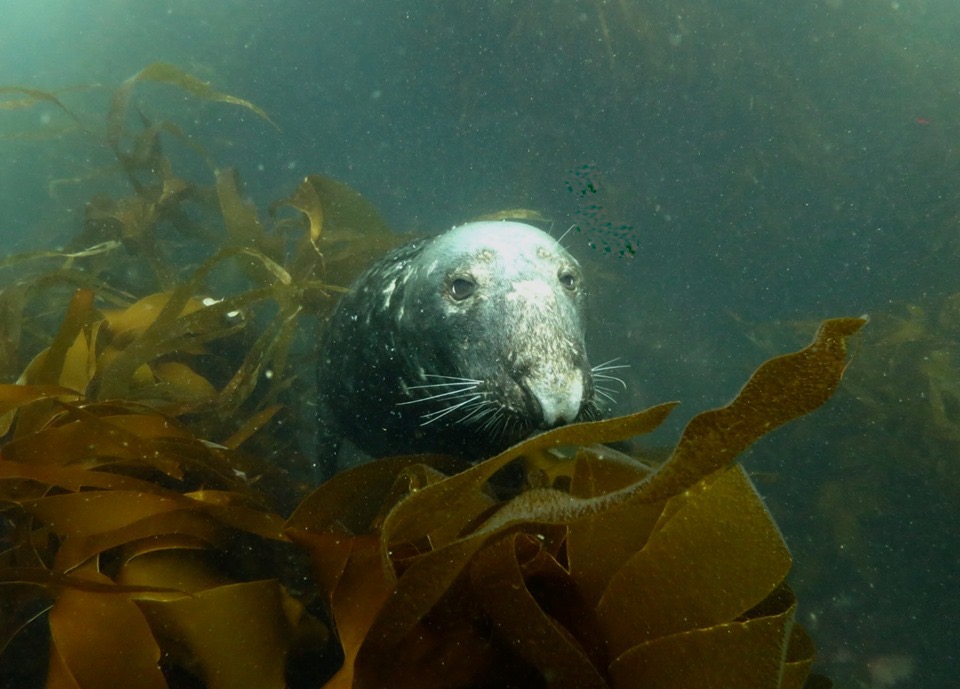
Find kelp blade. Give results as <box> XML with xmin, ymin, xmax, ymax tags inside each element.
<box><xmin>287</xmin><ymin>318</ymin><xmax>863</xmax><ymax>687</ymax></box>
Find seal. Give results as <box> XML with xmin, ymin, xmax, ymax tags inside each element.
<box><xmin>315</xmin><ymin>220</ymin><xmax>602</xmax><ymax>462</ymax></box>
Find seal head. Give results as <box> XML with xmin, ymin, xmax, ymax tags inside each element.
<box><xmin>317</xmin><ymin>221</ymin><xmax>597</xmax><ymax>460</ymax></box>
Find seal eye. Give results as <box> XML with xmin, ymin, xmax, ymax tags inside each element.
<box><xmin>448</xmin><ymin>277</ymin><xmax>476</xmax><ymax>300</ymax></box>
<box><xmin>558</xmin><ymin>270</ymin><xmax>578</xmax><ymax>291</ymax></box>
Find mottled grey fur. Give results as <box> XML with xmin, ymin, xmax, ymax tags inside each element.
<box><xmin>315</xmin><ymin>221</ymin><xmax>598</xmax><ymax>464</ymax></box>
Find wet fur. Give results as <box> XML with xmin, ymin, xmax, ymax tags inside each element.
<box><xmin>316</xmin><ymin>222</ymin><xmax>608</xmax><ymax>464</ymax></box>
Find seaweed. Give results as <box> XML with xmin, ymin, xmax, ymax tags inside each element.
<box><xmin>0</xmin><ymin>65</ymin><xmax>863</xmax><ymax>688</ymax></box>
<box><xmin>285</xmin><ymin>317</ymin><xmax>862</xmax><ymax>688</ymax></box>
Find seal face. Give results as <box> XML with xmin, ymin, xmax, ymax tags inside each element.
<box><xmin>316</xmin><ymin>221</ymin><xmax>598</xmax><ymax>460</ymax></box>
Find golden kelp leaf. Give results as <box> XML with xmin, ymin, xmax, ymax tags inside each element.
<box><xmin>0</xmin><ymin>86</ymin><xmax>68</xmax><ymax>111</ymax></box>
<box><xmin>595</xmin><ymin>465</ymin><xmax>792</xmax><ymax>656</ymax></box>
<box><xmin>567</xmin><ymin>448</ymin><xmax>664</xmax><ymax>606</ymax></box>
<box><xmin>221</xmin><ymin>404</ymin><xmax>283</xmax><ymax>449</ymax></box>
<box><xmin>13</xmin><ymin>301</ymin><xmax>100</xmax><ymax>436</ymax></box>
<box><xmin>107</xmin><ymin>62</ymin><xmax>276</xmax><ymax>148</ymax></box>
<box><xmin>152</xmin><ymin>361</ymin><xmax>218</xmax><ymax>399</ymax></box>
<box><xmin>470</xmin><ymin>532</ymin><xmax>606</xmax><ymax>689</ymax></box>
<box><xmin>0</xmin><ymin>567</ymin><xmax>180</xmax><ymax>596</ymax></box>
<box><xmin>288</xmin><ymin>531</ymin><xmax>393</xmax><ymax>689</ymax></box>
<box><xmin>481</xmin><ymin>316</ymin><xmax>867</xmax><ymax>542</ymax></box>
<box><xmin>0</xmin><ymin>459</ymin><xmax>164</xmax><ymax>494</ymax></box>
<box><xmin>102</xmin><ymin>292</ymin><xmax>207</xmax><ymax>343</ymax></box>
<box><xmin>638</xmin><ymin>316</ymin><xmax>867</xmax><ymax>502</ymax></box>
<box><xmin>0</xmin><ymin>86</ymin><xmax>86</xmax><ymax>132</ymax></box>
<box><xmin>606</xmin><ymin>598</ymin><xmax>796</xmax><ymax>688</ymax></box>
<box><xmin>213</xmin><ymin>304</ymin><xmax>298</xmax><ymax>413</ymax></box>
<box><xmin>343</xmin><ymin>318</ymin><xmax>861</xmax><ymax>683</ymax></box>
<box><xmin>58</xmin><ymin>322</ymin><xmax>100</xmax><ymax>394</ymax></box>
<box><xmin>46</xmin><ymin>567</ymin><xmax>167</xmax><ymax>689</ymax></box>
<box><xmin>782</xmin><ymin>624</ymin><xmax>818</xmax><ymax>689</ymax></box>
<box><xmin>0</xmin><ymin>413</ymin><xmax>186</xmax><ymax>479</ymax></box>
<box><xmin>137</xmin><ymin>579</ymin><xmax>294</xmax><ymax>689</ymax></box>
<box><xmin>23</xmin><ymin>289</ymin><xmax>95</xmax><ymax>388</ymax></box>
<box><xmin>287</xmin><ymin>454</ymin><xmax>467</xmax><ymax>537</ymax></box>
<box><xmin>0</xmin><ymin>240</ymin><xmax>121</xmax><ymax>272</ymax></box>
<box><xmin>355</xmin><ymin>405</ymin><xmax>676</xmax><ymax>656</ymax></box>
<box><xmin>381</xmin><ymin>403</ymin><xmax>677</xmax><ymax>549</ymax></box>
<box><xmin>184</xmin><ymin>490</ymin><xmax>287</xmax><ymax>541</ymax></box>
<box><xmin>291</xmin><ymin>175</ymin><xmax>392</xmax><ymax>245</ymax></box>
<box><xmin>23</xmin><ymin>491</ymin><xmax>188</xmax><ymax>540</ymax></box>
<box><xmin>95</xmin><ymin>272</ymin><xmax>268</xmax><ymax>401</ymax></box>
<box><xmin>0</xmin><ymin>384</ymin><xmax>80</xmax><ymax>436</ymax></box>
<box><xmin>215</xmin><ymin>168</ymin><xmax>272</xmax><ymax>256</ymax></box>
<box><xmin>117</xmin><ymin>548</ymin><xmax>232</xmax><ymax>598</ymax></box>
<box><xmin>51</xmin><ymin>508</ymin><xmax>224</xmax><ymax>574</ymax></box>
<box><xmin>273</xmin><ymin>174</ymin><xmax>400</xmax><ymax>290</ymax></box>
<box><xmin>0</xmin><ymin>281</ymin><xmax>30</xmax><ymax>383</ymax></box>
<box><xmin>280</xmin><ymin>174</ymin><xmax>325</xmax><ymax>243</ymax></box>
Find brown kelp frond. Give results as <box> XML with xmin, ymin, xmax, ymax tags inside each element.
<box><xmin>0</xmin><ymin>85</ymin><xmax>91</xmax><ymax>141</ymax></box>
<box><xmin>1</xmin><ymin>64</ymin><xmax>854</xmax><ymax>688</ymax></box>
<box><xmin>286</xmin><ymin>318</ymin><xmax>863</xmax><ymax>688</ymax></box>
<box><xmin>0</xmin><ymin>64</ymin><xmax>405</xmax><ymax>688</ymax></box>
<box><xmin>106</xmin><ymin>63</ymin><xmax>277</xmax><ymax>150</ymax></box>
<box><xmin>270</xmin><ymin>174</ymin><xmax>404</xmax><ymax>298</ymax></box>
<box><xmin>0</xmin><ymin>377</ymin><xmax>328</xmax><ymax>688</ymax></box>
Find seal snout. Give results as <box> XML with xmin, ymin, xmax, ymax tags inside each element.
<box><xmin>522</xmin><ymin>370</ymin><xmax>586</xmax><ymax>430</ymax></box>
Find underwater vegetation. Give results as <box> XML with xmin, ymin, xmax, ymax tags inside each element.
<box><xmin>0</xmin><ymin>65</ymin><xmax>864</xmax><ymax>688</ymax></box>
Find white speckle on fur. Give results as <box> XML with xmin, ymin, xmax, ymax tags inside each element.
<box><xmin>508</xmin><ymin>279</ymin><xmax>555</xmax><ymax>303</ymax></box>
<box><xmin>381</xmin><ymin>280</ymin><xmax>397</xmax><ymax>306</ymax></box>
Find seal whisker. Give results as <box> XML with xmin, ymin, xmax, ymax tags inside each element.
<box><xmin>405</xmin><ymin>381</ymin><xmax>478</xmax><ymax>391</ymax></box>
<box><xmin>594</xmin><ymin>387</ymin><xmax>618</xmax><ymax>405</ymax></box>
<box><xmin>554</xmin><ymin>223</ymin><xmax>576</xmax><ymax>249</ymax></box>
<box><xmin>479</xmin><ymin>409</ymin><xmax>499</xmax><ymax>431</ymax></box>
<box><xmin>398</xmin><ymin>382</ymin><xmax>479</xmax><ymax>406</ymax></box>
<box><xmin>419</xmin><ymin>394</ymin><xmax>482</xmax><ymax>417</ymax></box>
<box><xmin>398</xmin><ymin>389</ymin><xmax>478</xmax><ymax>406</ymax></box>
<box><xmin>418</xmin><ymin>394</ymin><xmax>484</xmax><ymax>426</ymax></box>
<box><xmin>506</xmin><ymin>415</ymin><xmax>524</xmax><ymax>440</ymax></box>
<box><xmin>458</xmin><ymin>400</ymin><xmax>497</xmax><ymax>425</ymax></box>
<box><xmin>422</xmin><ymin>374</ymin><xmax>483</xmax><ymax>384</ymax></box>
<box><xmin>581</xmin><ymin>399</ymin><xmax>603</xmax><ymax>421</ymax></box>
<box><xmin>485</xmin><ymin>409</ymin><xmax>512</xmax><ymax>437</ymax></box>
<box><xmin>593</xmin><ymin>372</ymin><xmax>628</xmax><ymax>390</ymax></box>
<box><xmin>592</xmin><ymin>358</ymin><xmax>630</xmax><ymax>372</ymax></box>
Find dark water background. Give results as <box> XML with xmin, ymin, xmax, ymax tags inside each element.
<box><xmin>2</xmin><ymin>1</ymin><xmax>957</xmax><ymax>686</ymax></box>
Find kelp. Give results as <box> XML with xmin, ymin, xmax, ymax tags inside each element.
<box><xmin>1</xmin><ymin>64</ymin><xmax>863</xmax><ymax>688</ymax></box>
<box><xmin>285</xmin><ymin>317</ymin><xmax>863</xmax><ymax>689</ymax></box>
<box><xmin>0</xmin><ymin>317</ymin><xmax>861</xmax><ymax>688</ymax></box>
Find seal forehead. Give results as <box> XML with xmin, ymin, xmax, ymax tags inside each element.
<box><xmin>507</xmin><ymin>278</ymin><xmax>556</xmax><ymax>302</ymax></box>
<box><xmin>423</xmin><ymin>221</ymin><xmax>573</xmax><ymax>272</ymax></box>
